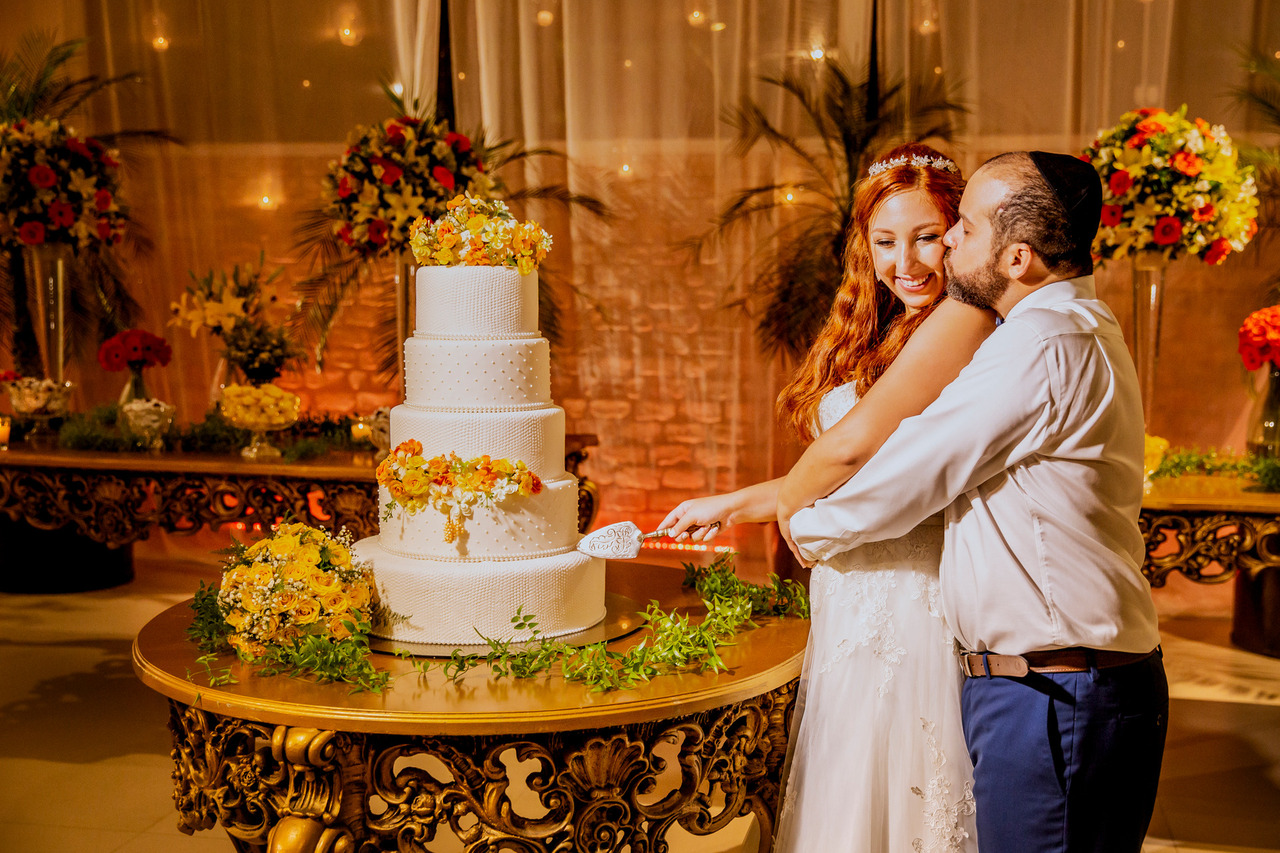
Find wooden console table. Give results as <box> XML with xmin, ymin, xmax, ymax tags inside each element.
<box><xmin>1141</xmin><ymin>475</ymin><xmax>1280</xmax><ymax>656</ymax></box>
<box><xmin>132</xmin><ymin>563</ymin><xmax>807</xmax><ymax>853</ymax></box>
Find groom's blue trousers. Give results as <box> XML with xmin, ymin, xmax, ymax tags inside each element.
<box><xmin>961</xmin><ymin>650</ymin><xmax>1168</xmax><ymax>853</ymax></box>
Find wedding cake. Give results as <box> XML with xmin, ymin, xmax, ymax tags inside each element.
<box><xmin>353</xmin><ymin>197</ymin><xmax>606</xmax><ymax>645</ymax></box>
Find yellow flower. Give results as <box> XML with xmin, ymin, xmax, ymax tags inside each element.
<box><xmin>308</xmin><ymin>568</ymin><xmax>343</xmax><ymax>595</ymax></box>
<box><xmin>271</xmin><ymin>589</ymin><xmax>302</xmax><ymax>613</ymax></box>
<box><xmin>345</xmin><ymin>582</ymin><xmax>371</xmax><ymax>609</ymax></box>
<box><xmin>320</xmin><ymin>589</ymin><xmax>351</xmax><ymax>614</ymax></box>
<box><xmin>292</xmin><ymin>597</ymin><xmax>322</xmax><ymax>625</ymax></box>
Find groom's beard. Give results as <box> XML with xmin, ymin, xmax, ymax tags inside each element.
<box><xmin>945</xmin><ymin>251</ymin><xmax>1011</xmax><ymax>309</ymax></box>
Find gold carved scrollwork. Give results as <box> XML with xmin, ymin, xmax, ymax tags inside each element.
<box><xmin>164</xmin><ymin>680</ymin><xmax>797</xmax><ymax>853</ymax></box>
<box><xmin>1140</xmin><ymin>509</ymin><xmax>1280</xmax><ymax>586</ymax></box>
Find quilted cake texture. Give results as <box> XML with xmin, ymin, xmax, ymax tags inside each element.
<box><xmin>355</xmin><ymin>264</ymin><xmax>605</xmax><ymax>644</ymax></box>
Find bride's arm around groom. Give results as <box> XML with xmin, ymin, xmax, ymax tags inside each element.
<box><xmin>785</xmin><ymin>151</ymin><xmax>1167</xmax><ymax>853</ymax></box>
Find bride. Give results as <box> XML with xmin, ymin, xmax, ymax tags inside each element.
<box><xmin>659</xmin><ymin>143</ymin><xmax>995</xmax><ymax>852</ymax></box>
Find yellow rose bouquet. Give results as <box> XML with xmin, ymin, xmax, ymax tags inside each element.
<box><xmin>188</xmin><ymin>523</ymin><xmax>390</xmax><ymax>691</ymax></box>
<box><xmin>408</xmin><ymin>193</ymin><xmax>552</xmax><ymax>275</ymax></box>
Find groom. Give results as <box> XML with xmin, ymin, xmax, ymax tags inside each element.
<box><xmin>786</xmin><ymin>151</ymin><xmax>1167</xmax><ymax>853</ymax></box>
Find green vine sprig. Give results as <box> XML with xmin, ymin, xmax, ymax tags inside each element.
<box><xmin>412</xmin><ymin>552</ymin><xmax>810</xmax><ymax>692</ymax></box>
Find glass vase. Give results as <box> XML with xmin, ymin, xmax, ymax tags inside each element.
<box><xmin>1247</xmin><ymin>364</ymin><xmax>1280</xmax><ymax>459</ymax></box>
<box><xmin>1131</xmin><ymin>254</ymin><xmax>1167</xmax><ymax>426</ymax></box>
<box><xmin>117</xmin><ymin>365</ymin><xmax>150</xmax><ymax>408</ymax></box>
<box><xmin>21</xmin><ymin>243</ymin><xmax>72</xmax><ymax>384</ymax></box>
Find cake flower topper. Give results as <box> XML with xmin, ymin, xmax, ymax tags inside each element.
<box><xmin>376</xmin><ymin>440</ymin><xmax>544</xmax><ymax>543</ymax></box>
<box><xmin>408</xmin><ymin>193</ymin><xmax>552</xmax><ymax>275</ymax></box>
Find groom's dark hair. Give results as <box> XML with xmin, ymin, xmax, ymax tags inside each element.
<box><xmin>981</xmin><ymin>151</ymin><xmax>1101</xmax><ymax>277</ymax></box>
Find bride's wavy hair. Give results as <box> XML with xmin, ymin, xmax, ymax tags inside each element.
<box><xmin>778</xmin><ymin>142</ymin><xmax>965</xmax><ymax>441</ymax></box>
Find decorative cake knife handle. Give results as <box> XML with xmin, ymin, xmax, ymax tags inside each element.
<box><xmin>647</xmin><ymin>522</ymin><xmax>720</xmax><ymax>540</ymax></box>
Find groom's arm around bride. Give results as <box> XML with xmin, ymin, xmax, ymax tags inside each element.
<box><xmin>786</xmin><ymin>151</ymin><xmax>1167</xmax><ymax>853</ymax></box>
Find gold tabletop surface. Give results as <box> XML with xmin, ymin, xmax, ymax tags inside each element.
<box><xmin>132</xmin><ymin>563</ymin><xmax>809</xmax><ymax>736</ymax></box>
<box><xmin>1143</xmin><ymin>474</ymin><xmax>1280</xmax><ymax>514</ymax></box>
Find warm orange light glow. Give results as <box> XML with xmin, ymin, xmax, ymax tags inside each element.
<box><xmin>152</xmin><ymin>35</ymin><xmax>170</xmax><ymax>52</ymax></box>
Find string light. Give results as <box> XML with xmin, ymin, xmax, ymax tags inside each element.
<box><xmin>537</xmin><ymin>10</ymin><xmax>554</xmax><ymax>26</ymax></box>
<box><xmin>151</xmin><ymin>35</ymin><xmax>170</xmax><ymax>52</ymax></box>
<box><xmin>302</xmin><ymin>79</ymin><xmax>311</xmax><ymax>88</ymax></box>
<box><xmin>642</xmin><ymin>540</ymin><xmax>734</xmax><ymax>554</ymax></box>
<box><xmin>687</xmin><ymin>9</ymin><xmax>707</xmax><ymax>26</ymax></box>
<box><xmin>1116</xmin><ymin>39</ymin><xmax>1126</xmax><ymax>49</ymax></box>
<box><xmin>624</xmin><ymin>59</ymin><xmax>632</xmax><ymax>68</ymax></box>
<box><xmin>710</xmin><ymin>22</ymin><xmax>727</xmax><ymax>32</ymax></box>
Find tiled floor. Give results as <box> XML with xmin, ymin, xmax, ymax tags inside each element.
<box><xmin>0</xmin><ymin>555</ymin><xmax>1278</xmax><ymax>852</ymax></box>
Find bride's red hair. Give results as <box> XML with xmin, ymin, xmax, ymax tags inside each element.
<box><xmin>778</xmin><ymin>143</ymin><xmax>964</xmax><ymax>441</ymax></box>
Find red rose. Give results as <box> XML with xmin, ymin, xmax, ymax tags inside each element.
<box><xmin>66</xmin><ymin>138</ymin><xmax>94</xmax><ymax>159</ymax></box>
<box><xmin>400</xmin><ymin>116</ymin><xmax>422</xmax><ymax>126</ymax></box>
<box><xmin>1204</xmin><ymin>238</ymin><xmax>1232</xmax><ymax>266</ymax></box>
<box><xmin>48</xmin><ymin>201</ymin><xmax>76</xmax><ymax>228</ymax></box>
<box><xmin>100</xmin><ymin>151</ymin><xmax>119</xmax><ymax>168</ymax></box>
<box><xmin>1192</xmin><ymin>203</ymin><xmax>1215</xmax><ymax>223</ymax></box>
<box><xmin>337</xmin><ymin>223</ymin><xmax>354</xmax><ymax>246</ymax></box>
<box><xmin>432</xmin><ymin>165</ymin><xmax>455</xmax><ymax>191</ymax></box>
<box><xmin>337</xmin><ymin>175</ymin><xmax>354</xmax><ymax>198</ymax></box>
<box><xmin>28</xmin><ymin>164</ymin><xmax>57</xmax><ymax>188</ymax></box>
<box><xmin>97</xmin><ymin>338</ymin><xmax>127</xmax><ymax>372</ymax></box>
<box><xmin>370</xmin><ymin>156</ymin><xmax>403</xmax><ymax>185</ymax></box>
<box><xmin>1171</xmin><ymin>150</ymin><xmax>1203</xmax><ymax>177</ymax></box>
<box><xmin>1077</xmin><ymin>153</ymin><xmax>1091</xmax><ymax>162</ymax></box>
<box><xmin>150</xmin><ymin>336</ymin><xmax>173</xmax><ymax>366</ymax></box>
<box><xmin>94</xmin><ymin>189</ymin><xmax>113</xmax><ymax>211</ymax></box>
<box><xmin>385</xmin><ymin>121</ymin><xmax>406</xmax><ymax>146</ymax></box>
<box><xmin>445</xmin><ymin>131</ymin><xmax>471</xmax><ymax>152</ymax></box>
<box><xmin>1108</xmin><ymin>170</ymin><xmax>1133</xmax><ymax>197</ymax></box>
<box><xmin>119</xmin><ymin>329</ymin><xmax>150</xmax><ymax>361</ymax></box>
<box><xmin>1100</xmin><ymin>204</ymin><xmax>1124</xmax><ymax>227</ymax></box>
<box><xmin>97</xmin><ymin>218</ymin><xmax>112</xmax><ymax>240</ymax></box>
<box><xmin>0</xmin><ymin>370</ymin><xmax>20</xmax><ymax>383</ymax></box>
<box><xmin>1135</xmin><ymin>107</ymin><xmax>1160</xmax><ymax>117</ymax></box>
<box><xmin>18</xmin><ymin>221</ymin><xmax>45</xmax><ymax>245</ymax></box>
<box><xmin>1242</xmin><ymin>345</ymin><xmax>1265</xmax><ymax>371</ymax></box>
<box><xmin>474</xmin><ymin>156</ymin><xmax>485</xmax><ymax>173</ymax></box>
<box><xmin>1152</xmin><ymin>216</ymin><xmax>1183</xmax><ymax>246</ymax></box>
<box><xmin>368</xmin><ymin>219</ymin><xmax>389</xmax><ymax>246</ymax></box>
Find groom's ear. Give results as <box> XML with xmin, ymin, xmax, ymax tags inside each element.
<box><xmin>1002</xmin><ymin>242</ymin><xmax>1034</xmax><ymax>281</ymax></box>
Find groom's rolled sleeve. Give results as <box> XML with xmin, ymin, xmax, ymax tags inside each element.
<box><xmin>789</xmin><ymin>320</ymin><xmax>1052</xmax><ymax>564</ymax></box>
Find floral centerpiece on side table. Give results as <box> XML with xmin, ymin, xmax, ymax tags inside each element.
<box><xmin>1082</xmin><ymin>106</ymin><xmax>1260</xmax><ymax>423</ymax></box>
<box><xmin>1238</xmin><ymin>305</ymin><xmax>1280</xmax><ymax>458</ymax></box>
<box><xmin>219</xmin><ymin>383</ymin><xmax>302</xmax><ymax>461</ymax></box>
<box><xmin>171</xmin><ymin>254</ymin><xmax>304</xmax><ymax>388</ymax></box>
<box><xmin>188</xmin><ymin>522</ymin><xmax>389</xmax><ymax>691</ymax></box>
<box><xmin>97</xmin><ymin>328</ymin><xmax>174</xmax><ymax>450</ymax></box>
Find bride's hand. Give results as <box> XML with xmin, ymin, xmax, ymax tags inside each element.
<box><xmin>659</xmin><ymin>494</ymin><xmax>736</xmax><ymax>542</ymax></box>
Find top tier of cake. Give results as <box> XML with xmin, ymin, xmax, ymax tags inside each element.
<box><xmin>415</xmin><ymin>267</ymin><xmax>539</xmax><ymax>339</ymax></box>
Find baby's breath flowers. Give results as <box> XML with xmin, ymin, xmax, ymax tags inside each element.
<box><xmin>408</xmin><ymin>194</ymin><xmax>551</xmax><ymax>275</ymax></box>
<box><xmin>376</xmin><ymin>439</ymin><xmax>543</xmax><ymax>542</ymax></box>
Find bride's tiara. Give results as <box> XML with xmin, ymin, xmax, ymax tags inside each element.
<box><xmin>867</xmin><ymin>154</ymin><xmax>959</xmax><ymax>177</ymax></box>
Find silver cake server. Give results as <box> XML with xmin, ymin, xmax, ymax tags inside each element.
<box><xmin>576</xmin><ymin>520</ymin><xmax>720</xmax><ymax>559</ymax></box>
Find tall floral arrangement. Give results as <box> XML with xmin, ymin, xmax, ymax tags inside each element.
<box><xmin>1084</xmin><ymin>106</ymin><xmax>1259</xmax><ymax>265</ymax></box>
<box><xmin>323</xmin><ymin>115</ymin><xmax>495</xmax><ymax>259</ymax></box>
<box><xmin>0</xmin><ymin>117</ymin><xmax>126</xmax><ymax>251</ymax></box>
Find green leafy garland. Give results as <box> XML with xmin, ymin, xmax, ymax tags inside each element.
<box><xmin>187</xmin><ymin>551</ymin><xmax>809</xmax><ymax>694</ymax></box>
<box><xmin>1147</xmin><ymin>446</ymin><xmax>1280</xmax><ymax>491</ymax></box>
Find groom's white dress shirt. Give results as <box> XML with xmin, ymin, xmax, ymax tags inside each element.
<box><xmin>789</xmin><ymin>275</ymin><xmax>1161</xmax><ymax>656</ymax></box>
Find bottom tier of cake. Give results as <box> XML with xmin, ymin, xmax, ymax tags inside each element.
<box><xmin>353</xmin><ymin>536</ymin><xmax>606</xmax><ymax>644</ymax></box>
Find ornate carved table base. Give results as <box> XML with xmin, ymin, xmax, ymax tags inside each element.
<box><xmin>166</xmin><ymin>682</ymin><xmax>797</xmax><ymax>853</ymax></box>
<box><xmin>1140</xmin><ymin>475</ymin><xmax>1280</xmax><ymax>657</ymax></box>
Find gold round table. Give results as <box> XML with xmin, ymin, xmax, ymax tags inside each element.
<box><xmin>132</xmin><ymin>563</ymin><xmax>808</xmax><ymax>853</ymax></box>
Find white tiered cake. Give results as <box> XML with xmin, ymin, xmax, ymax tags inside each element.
<box><xmin>353</xmin><ymin>266</ymin><xmax>605</xmax><ymax>645</ymax></box>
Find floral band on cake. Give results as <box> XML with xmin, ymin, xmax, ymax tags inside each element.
<box><xmin>867</xmin><ymin>154</ymin><xmax>959</xmax><ymax>177</ymax></box>
<box><xmin>408</xmin><ymin>194</ymin><xmax>552</xmax><ymax>275</ymax></box>
<box><xmin>376</xmin><ymin>440</ymin><xmax>544</xmax><ymax>542</ymax></box>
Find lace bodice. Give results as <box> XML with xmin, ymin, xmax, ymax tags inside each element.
<box><xmin>816</xmin><ymin>381</ymin><xmax>861</xmax><ymax>434</ymax></box>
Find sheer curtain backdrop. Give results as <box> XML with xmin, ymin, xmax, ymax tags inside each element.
<box><xmin>3</xmin><ymin>0</ymin><xmax>1280</xmax><ymax>571</ymax></box>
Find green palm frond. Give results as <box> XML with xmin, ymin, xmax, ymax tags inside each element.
<box><xmin>696</xmin><ymin>59</ymin><xmax>964</xmax><ymax>359</ymax></box>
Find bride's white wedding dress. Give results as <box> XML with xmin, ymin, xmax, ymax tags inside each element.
<box><xmin>774</xmin><ymin>383</ymin><xmax>977</xmax><ymax>853</ymax></box>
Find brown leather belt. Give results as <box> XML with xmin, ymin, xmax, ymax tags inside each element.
<box><xmin>959</xmin><ymin>647</ymin><xmax>1157</xmax><ymax>678</ymax></box>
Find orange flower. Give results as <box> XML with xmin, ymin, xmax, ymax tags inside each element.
<box><xmin>1136</xmin><ymin>117</ymin><xmax>1167</xmax><ymax>135</ymax></box>
<box><xmin>1192</xmin><ymin>203</ymin><xmax>1215</xmax><ymax>223</ymax></box>
<box><xmin>1171</xmin><ymin>150</ymin><xmax>1203</xmax><ymax>177</ymax></box>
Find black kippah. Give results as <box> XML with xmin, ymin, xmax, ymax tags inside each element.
<box><xmin>1028</xmin><ymin>150</ymin><xmax>1103</xmax><ymax>252</ymax></box>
